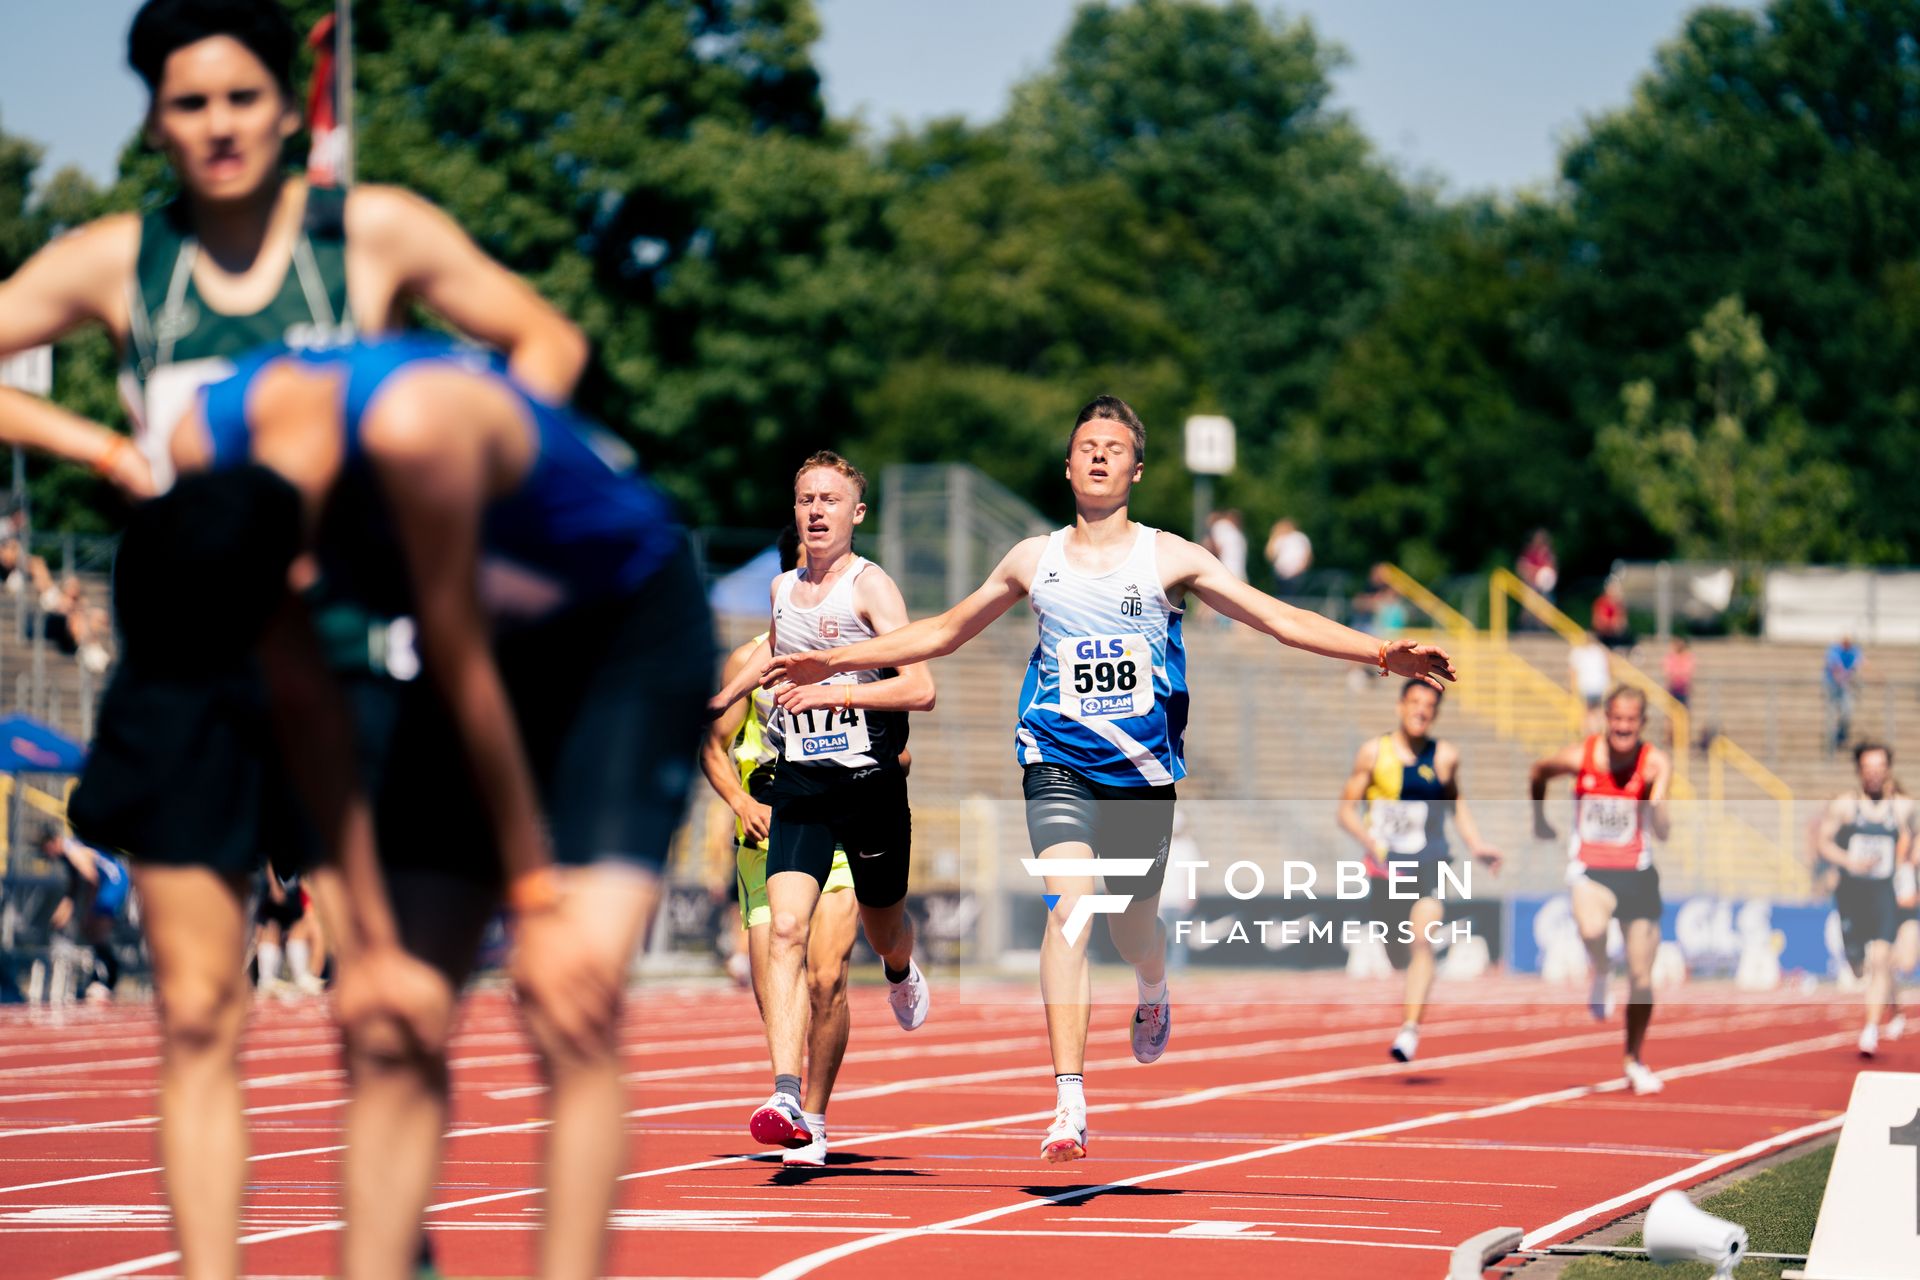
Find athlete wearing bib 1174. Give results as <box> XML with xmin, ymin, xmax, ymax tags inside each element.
<box><xmin>710</xmin><ymin>451</ymin><xmax>936</xmax><ymax>1156</ymax></box>
<box><xmin>760</xmin><ymin>396</ymin><xmax>1457</xmax><ymax>1164</ymax></box>
<box><xmin>1531</xmin><ymin>686</ymin><xmax>1674</xmax><ymax>1097</ymax></box>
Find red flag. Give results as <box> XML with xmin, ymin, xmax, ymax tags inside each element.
<box><xmin>306</xmin><ymin>14</ymin><xmax>343</xmax><ymax>187</ymax></box>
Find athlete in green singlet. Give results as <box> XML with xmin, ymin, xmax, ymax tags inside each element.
<box><xmin>0</xmin><ymin>5</ymin><xmax>587</xmax><ymax>1277</ymax></box>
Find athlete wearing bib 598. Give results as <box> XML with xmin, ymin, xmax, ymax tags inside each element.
<box><xmin>1531</xmin><ymin>686</ymin><xmax>1674</xmax><ymax>1096</ymax></box>
<box><xmin>759</xmin><ymin>396</ymin><xmax>1456</xmax><ymax>1163</ymax></box>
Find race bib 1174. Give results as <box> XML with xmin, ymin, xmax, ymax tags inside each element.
<box><xmin>780</xmin><ymin>680</ymin><xmax>872</xmax><ymax>763</ymax></box>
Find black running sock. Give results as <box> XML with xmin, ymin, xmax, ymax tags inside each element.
<box><xmin>93</xmin><ymin>944</ymin><xmax>119</xmax><ymax>992</ymax></box>
<box><xmin>775</xmin><ymin>1073</ymin><xmax>802</xmax><ymax>1103</ymax></box>
<box><xmin>884</xmin><ymin>961</ymin><xmax>911</xmax><ymax>983</ymax></box>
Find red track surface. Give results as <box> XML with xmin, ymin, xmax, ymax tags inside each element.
<box><xmin>0</xmin><ymin>972</ymin><xmax>1884</xmax><ymax>1279</ymax></box>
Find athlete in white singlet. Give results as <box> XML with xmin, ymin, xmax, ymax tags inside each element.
<box><xmin>1815</xmin><ymin>743</ymin><xmax>1916</xmax><ymax>1057</ymax></box>
<box><xmin>711</xmin><ymin>451</ymin><xmax>935</xmax><ymax>1153</ymax></box>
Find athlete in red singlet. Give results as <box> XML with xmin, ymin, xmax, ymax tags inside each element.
<box><xmin>1530</xmin><ymin>686</ymin><xmax>1673</xmax><ymax>1096</ymax></box>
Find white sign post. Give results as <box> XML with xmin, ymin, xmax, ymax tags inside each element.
<box><xmin>0</xmin><ymin>346</ymin><xmax>52</xmax><ymax>397</ymax></box>
<box><xmin>1784</xmin><ymin>1071</ymin><xmax>1920</xmax><ymax>1279</ymax></box>
<box><xmin>1184</xmin><ymin>414</ymin><xmax>1235</xmax><ymax>542</ymax></box>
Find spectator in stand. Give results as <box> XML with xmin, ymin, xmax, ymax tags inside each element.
<box><xmin>1206</xmin><ymin>510</ymin><xmax>1248</xmax><ymax>583</ymax></box>
<box><xmin>0</xmin><ymin>539</ymin><xmax>28</xmax><ymax>596</ymax></box>
<box><xmin>1570</xmin><ymin>630</ymin><xmax>1612</xmax><ymax>732</ymax></box>
<box><xmin>1266</xmin><ymin>517</ymin><xmax>1313</xmax><ymax>595</ymax></box>
<box><xmin>1592</xmin><ymin>578</ymin><xmax>1634</xmax><ymax>651</ymax></box>
<box><xmin>43</xmin><ymin>576</ymin><xmax>112</xmax><ymax>674</ymax></box>
<box><xmin>1825</xmin><ymin>634</ymin><xmax>1863</xmax><ymax>754</ymax></box>
<box><xmin>1516</xmin><ymin>529</ymin><xmax>1558</xmax><ymax>630</ymax></box>
<box><xmin>1664</xmin><ymin>637</ymin><xmax>1694</xmax><ymax>709</ymax></box>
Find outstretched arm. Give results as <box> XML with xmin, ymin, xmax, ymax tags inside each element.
<box><xmin>1162</xmin><ymin>535</ymin><xmax>1454</xmax><ymax>687</ymax></box>
<box><xmin>768</xmin><ymin>537</ymin><xmax>1042</xmax><ymax>688</ymax></box>
<box><xmin>775</xmin><ymin>567</ymin><xmax>936</xmax><ymax>714</ymax></box>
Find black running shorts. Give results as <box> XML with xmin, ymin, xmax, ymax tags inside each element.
<box><xmin>1021</xmin><ymin>762</ymin><xmax>1174</xmax><ymax>900</ymax></box>
<box><xmin>1836</xmin><ymin>872</ymin><xmax>1900</xmax><ymax>965</ymax></box>
<box><xmin>1576</xmin><ymin>865</ymin><xmax>1664</xmax><ymax>923</ymax></box>
<box><xmin>762</xmin><ymin>762</ymin><xmax>911</xmax><ymax>908</ymax></box>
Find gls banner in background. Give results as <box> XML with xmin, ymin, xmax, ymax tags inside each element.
<box><xmin>1507</xmin><ymin>893</ymin><xmax>1838</xmax><ymax>977</ymax></box>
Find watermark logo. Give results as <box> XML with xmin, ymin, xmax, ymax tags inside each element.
<box><xmin>1019</xmin><ymin>858</ymin><xmax>1156</xmax><ymax>943</ymax></box>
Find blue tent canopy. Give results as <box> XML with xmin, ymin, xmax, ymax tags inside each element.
<box><xmin>708</xmin><ymin>545</ymin><xmax>781</xmax><ymax>617</ymax></box>
<box><xmin>0</xmin><ymin>715</ymin><xmax>86</xmax><ymax>773</ymax></box>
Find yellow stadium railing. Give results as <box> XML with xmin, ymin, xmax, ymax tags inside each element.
<box><xmin>1382</xmin><ymin>564</ymin><xmax>1802</xmax><ymax>896</ymax></box>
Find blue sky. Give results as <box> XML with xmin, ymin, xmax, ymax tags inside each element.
<box><xmin>0</xmin><ymin>1</ymin><xmax>1753</xmax><ymax>194</ymax></box>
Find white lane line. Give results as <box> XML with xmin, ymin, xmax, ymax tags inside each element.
<box><xmin>42</xmin><ymin>1008</ymin><xmax>1840</xmax><ymax>1279</ymax></box>
<box><xmin>752</xmin><ymin>1029</ymin><xmax>1855</xmax><ymax>1280</ymax></box>
<box><xmin>1518</xmin><ymin>1114</ymin><xmax>1846</xmax><ymax>1249</ymax></box>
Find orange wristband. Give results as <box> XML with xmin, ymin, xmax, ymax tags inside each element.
<box><xmin>1376</xmin><ymin>641</ymin><xmax>1389</xmax><ymax>676</ymax></box>
<box><xmin>843</xmin><ymin>683</ymin><xmax>853</xmax><ymax>710</ymax></box>
<box><xmin>92</xmin><ymin>434</ymin><xmax>135</xmax><ymax>480</ymax></box>
<box><xmin>508</xmin><ymin>866</ymin><xmax>561</xmax><ymax>916</ymax></box>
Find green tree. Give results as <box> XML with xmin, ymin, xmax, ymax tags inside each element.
<box><xmin>1558</xmin><ymin>0</ymin><xmax>1920</xmax><ymax>558</ymax></box>
<box><xmin>849</xmin><ymin>123</ymin><xmax>1194</xmax><ymax>528</ymax></box>
<box><xmin>1597</xmin><ymin>295</ymin><xmax>1853</xmax><ymax>565</ymax></box>
<box><xmin>1283</xmin><ymin>200</ymin><xmax>1604</xmax><ymax>580</ymax></box>
<box><xmin>287</xmin><ymin>0</ymin><xmax>883</xmax><ymax>527</ymax></box>
<box><xmin>1005</xmin><ymin>0</ymin><xmax>1421</xmax><ymax>475</ymax></box>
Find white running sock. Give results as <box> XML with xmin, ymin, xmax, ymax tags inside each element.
<box><xmin>286</xmin><ymin>939</ymin><xmax>312</xmax><ymax>982</ymax></box>
<box><xmin>1055</xmin><ymin>1073</ymin><xmax>1085</xmax><ymax>1112</ymax></box>
<box><xmin>257</xmin><ymin>942</ymin><xmax>283</xmax><ymax>986</ymax></box>
<box><xmin>1137</xmin><ymin>973</ymin><xmax>1168</xmax><ymax>1005</ymax></box>
<box><xmin>803</xmin><ymin>1111</ymin><xmax>826</xmax><ymax>1140</ymax></box>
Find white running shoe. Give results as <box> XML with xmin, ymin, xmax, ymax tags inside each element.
<box><xmin>1588</xmin><ymin>969</ymin><xmax>1615</xmax><ymax>1022</ymax></box>
<box><xmin>1390</xmin><ymin>1024</ymin><xmax>1419</xmax><ymax>1063</ymax></box>
<box><xmin>1860</xmin><ymin>1023</ymin><xmax>1880</xmax><ymax>1059</ymax></box>
<box><xmin>783</xmin><ymin>1127</ymin><xmax>828</xmax><ymax>1167</ymax></box>
<box><xmin>292</xmin><ymin>971</ymin><xmax>326</xmax><ymax>997</ymax></box>
<box><xmin>887</xmin><ymin>959</ymin><xmax>930</xmax><ymax>1031</ymax></box>
<box><xmin>748</xmin><ymin>1094</ymin><xmax>811</xmax><ymax>1148</ymax></box>
<box><xmin>1624</xmin><ymin>1061</ymin><xmax>1665</xmax><ymax>1096</ymax></box>
<box><xmin>1131</xmin><ymin>997</ymin><xmax>1171</xmax><ymax>1064</ymax></box>
<box><xmin>1041</xmin><ymin>1108</ymin><xmax>1087</xmax><ymax>1163</ymax></box>
<box><xmin>1885</xmin><ymin>1013</ymin><xmax>1907</xmax><ymax>1041</ymax></box>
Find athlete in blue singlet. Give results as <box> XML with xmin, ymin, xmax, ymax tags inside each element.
<box><xmin>168</xmin><ymin>332</ymin><xmax>711</xmax><ymax>1277</ymax></box>
<box><xmin>1337</xmin><ymin>681</ymin><xmax>1501</xmax><ymax>1063</ymax></box>
<box><xmin>759</xmin><ymin>395</ymin><xmax>1456</xmax><ymax>1162</ymax></box>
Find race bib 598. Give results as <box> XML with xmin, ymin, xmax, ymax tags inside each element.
<box><xmin>1057</xmin><ymin>634</ymin><xmax>1152</xmax><ymax>720</ymax></box>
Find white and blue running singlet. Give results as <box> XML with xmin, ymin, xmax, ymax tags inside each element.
<box><xmin>1015</xmin><ymin>525</ymin><xmax>1188</xmax><ymax>787</ymax></box>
